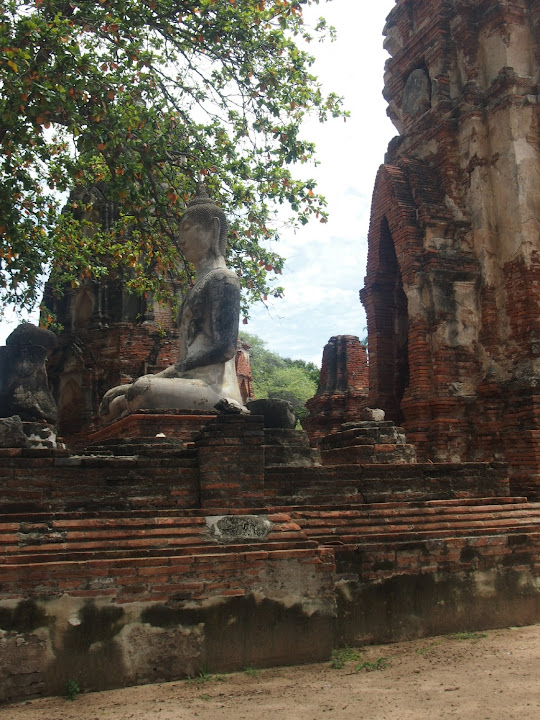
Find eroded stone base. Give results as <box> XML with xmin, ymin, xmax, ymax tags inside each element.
<box><xmin>89</xmin><ymin>411</ymin><xmax>217</xmax><ymax>446</ymax></box>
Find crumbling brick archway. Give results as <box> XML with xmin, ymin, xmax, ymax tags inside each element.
<box><xmin>361</xmin><ymin>164</ymin><xmax>429</xmax><ymax>428</ymax></box>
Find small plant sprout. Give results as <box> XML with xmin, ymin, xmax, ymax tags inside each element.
<box><xmin>187</xmin><ymin>669</ymin><xmax>213</xmax><ymax>684</ymax></box>
<box><xmin>244</xmin><ymin>666</ymin><xmax>260</xmax><ymax>677</ymax></box>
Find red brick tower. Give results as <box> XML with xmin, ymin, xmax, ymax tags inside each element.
<box><xmin>303</xmin><ymin>335</ymin><xmax>369</xmax><ymax>443</ymax></box>
<box><xmin>361</xmin><ymin>0</ymin><xmax>540</xmax><ymax>495</ymax></box>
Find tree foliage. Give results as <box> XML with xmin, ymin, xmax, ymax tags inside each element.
<box><xmin>0</xmin><ymin>0</ymin><xmax>346</xmax><ymax>316</ymax></box>
<box><xmin>240</xmin><ymin>332</ymin><xmax>319</xmax><ymax>420</ymax></box>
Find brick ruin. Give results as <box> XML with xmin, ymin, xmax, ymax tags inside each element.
<box><xmin>42</xmin><ymin>188</ymin><xmax>254</xmax><ymax>449</ymax></box>
<box><xmin>1</xmin><ymin>0</ymin><xmax>540</xmax><ymax>704</ymax></box>
<box><xmin>303</xmin><ymin>335</ymin><xmax>369</xmax><ymax>442</ymax></box>
<box><xmin>360</xmin><ymin>0</ymin><xmax>540</xmax><ymax>498</ymax></box>
<box><xmin>3</xmin><ymin>410</ymin><xmax>539</xmax><ymax>702</ymax></box>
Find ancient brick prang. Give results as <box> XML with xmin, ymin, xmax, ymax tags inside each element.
<box><xmin>303</xmin><ymin>335</ymin><xmax>369</xmax><ymax>443</ymax></box>
<box><xmin>362</xmin><ymin>0</ymin><xmax>540</xmax><ymax>496</ymax></box>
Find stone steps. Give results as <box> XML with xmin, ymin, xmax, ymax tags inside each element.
<box><xmin>0</xmin><ymin>510</ymin><xmax>312</xmax><ymax>564</ymax></box>
<box><xmin>309</xmin><ymin>524</ymin><xmax>540</xmax><ymax>545</ymax></box>
<box><xmin>290</xmin><ymin>499</ymin><xmax>540</xmax><ymax>543</ymax></box>
<box><xmin>1</xmin><ymin>498</ymin><xmax>539</xmax><ymax>565</ymax></box>
<box><xmin>1</xmin><ymin>538</ymin><xmax>318</xmax><ymax>566</ymax></box>
<box><xmin>263</xmin><ymin>462</ymin><xmax>510</xmax><ymax>504</ymax></box>
<box><xmin>0</xmin><ymin>544</ymin><xmax>331</xmax><ymax>604</ymax></box>
<box><xmin>0</xmin><ymin>493</ymin><xmax>527</xmax><ymax>522</ymax></box>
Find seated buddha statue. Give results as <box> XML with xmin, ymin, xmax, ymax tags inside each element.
<box><xmin>99</xmin><ymin>185</ymin><xmax>245</xmax><ymax>423</ymax></box>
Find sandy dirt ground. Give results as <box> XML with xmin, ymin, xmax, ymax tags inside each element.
<box><xmin>1</xmin><ymin>624</ymin><xmax>539</xmax><ymax>720</ymax></box>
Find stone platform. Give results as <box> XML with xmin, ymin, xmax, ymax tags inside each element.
<box><xmin>88</xmin><ymin>410</ymin><xmax>217</xmax><ymax>446</ymax></box>
<box><xmin>1</xmin><ymin>414</ymin><xmax>539</xmax><ymax>702</ymax></box>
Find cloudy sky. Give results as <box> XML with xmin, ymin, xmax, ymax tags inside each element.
<box><xmin>247</xmin><ymin>0</ymin><xmax>397</xmax><ymax>365</ymax></box>
<box><xmin>0</xmin><ymin>0</ymin><xmax>397</xmax><ymax>364</ymax></box>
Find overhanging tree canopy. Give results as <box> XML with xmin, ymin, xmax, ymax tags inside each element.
<box><xmin>0</xmin><ymin>0</ymin><xmax>346</xmax><ymax>317</ymax></box>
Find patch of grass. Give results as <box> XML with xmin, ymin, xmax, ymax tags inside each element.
<box><xmin>330</xmin><ymin>646</ymin><xmax>361</xmax><ymax>669</ymax></box>
<box><xmin>188</xmin><ymin>670</ymin><xmax>229</xmax><ymax>685</ymax></box>
<box><xmin>187</xmin><ymin>670</ymin><xmax>213</xmax><ymax>684</ymax></box>
<box><xmin>355</xmin><ymin>657</ymin><xmax>390</xmax><ymax>673</ymax></box>
<box><xmin>244</xmin><ymin>666</ymin><xmax>260</xmax><ymax>677</ymax></box>
<box><xmin>199</xmin><ymin>693</ymin><xmax>211</xmax><ymax>701</ymax></box>
<box><xmin>416</xmin><ymin>643</ymin><xmax>437</xmax><ymax>655</ymax></box>
<box><xmin>65</xmin><ymin>679</ymin><xmax>80</xmax><ymax>701</ymax></box>
<box><xmin>452</xmin><ymin>631</ymin><xmax>488</xmax><ymax>641</ymax></box>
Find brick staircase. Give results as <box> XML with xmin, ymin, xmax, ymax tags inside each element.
<box><xmin>2</xmin><ymin>497</ymin><xmax>539</xmax><ymax>595</ymax></box>
<box><xmin>0</xmin><ymin>509</ymin><xmax>326</xmax><ymax>604</ymax></box>
<box><xmin>290</xmin><ymin>497</ymin><xmax>540</xmax><ymax>544</ymax></box>
<box><xmin>1</xmin><ymin>493</ymin><xmax>539</xmax><ymax>700</ymax></box>
<box><xmin>286</xmin><ymin>497</ymin><xmax>540</xmax><ymax>586</ymax></box>
<box><xmin>0</xmin><ymin>509</ymin><xmax>313</xmax><ymax>566</ymax></box>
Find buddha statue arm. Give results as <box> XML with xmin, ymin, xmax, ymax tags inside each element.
<box><xmin>177</xmin><ymin>271</ymin><xmax>240</xmax><ymax>373</ymax></box>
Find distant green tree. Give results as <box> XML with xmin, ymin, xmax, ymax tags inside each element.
<box><xmin>285</xmin><ymin>357</ymin><xmax>320</xmax><ymax>386</ymax></box>
<box><xmin>240</xmin><ymin>332</ymin><xmax>319</xmax><ymax>420</ymax></box>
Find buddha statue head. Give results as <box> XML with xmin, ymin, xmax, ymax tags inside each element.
<box><xmin>179</xmin><ymin>183</ymin><xmax>228</xmax><ymax>260</ymax></box>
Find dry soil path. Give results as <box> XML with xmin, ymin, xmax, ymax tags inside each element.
<box><xmin>2</xmin><ymin>624</ymin><xmax>539</xmax><ymax>720</ymax></box>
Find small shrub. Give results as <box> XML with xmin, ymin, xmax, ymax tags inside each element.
<box><xmin>65</xmin><ymin>679</ymin><xmax>80</xmax><ymax>701</ymax></box>
<box><xmin>330</xmin><ymin>647</ymin><xmax>360</xmax><ymax>669</ymax></box>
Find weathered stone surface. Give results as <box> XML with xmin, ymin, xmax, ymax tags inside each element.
<box><xmin>23</xmin><ymin>422</ymin><xmax>64</xmax><ymax>449</ymax></box>
<box><xmin>6</xmin><ymin>324</ymin><xmax>57</xmax><ymax>352</ymax></box>
<box><xmin>319</xmin><ymin>419</ymin><xmax>417</xmax><ymax>466</ymax></box>
<box><xmin>0</xmin><ymin>552</ymin><xmax>337</xmax><ymax>701</ymax></box>
<box><xmin>246</xmin><ymin>398</ymin><xmax>297</xmax><ymax>429</ymax></box>
<box><xmin>206</xmin><ymin>514</ymin><xmax>272</xmax><ymax>542</ymax></box>
<box><xmin>120</xmin><ymin>623</ymin><xmax>204</xmax><ymax>685</ymax></box>
<box><xmin>362</xmin><ymin>0</ymin><xmax>540</xmax><ymax>497</ymax></box>
<box><xmin>263</xmin><ymin>428</ymin><xmax>321</xmax><ymax>467</ymax></box>
<box><xmin>360</xmin><ymin>408</ymin><xmax>385</xmax><ymax>422</ymax></box>
<box><xmin>303</xmin><ymin>336</ymin><xmax>369</xmax><ymax>444</ymax></box>
<box><xmin>0</xmin><ymin>416</ymin><xmax>30</xmax><ymax>448</ymax></box>
<box><xmin>0</xmin><ymin>324</ymin><xmax>58</xmax><ymax>423</ymax></box>
<box><xmin>196</xmin><ymin>414</ymin><xmax>266</xmax><ymax>508</ymax></box>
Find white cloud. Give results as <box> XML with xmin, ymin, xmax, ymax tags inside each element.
<box><xmin>247</xmin><ymin>0</ymin><xmax>396</xmax><ymax>363</ymax></box>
